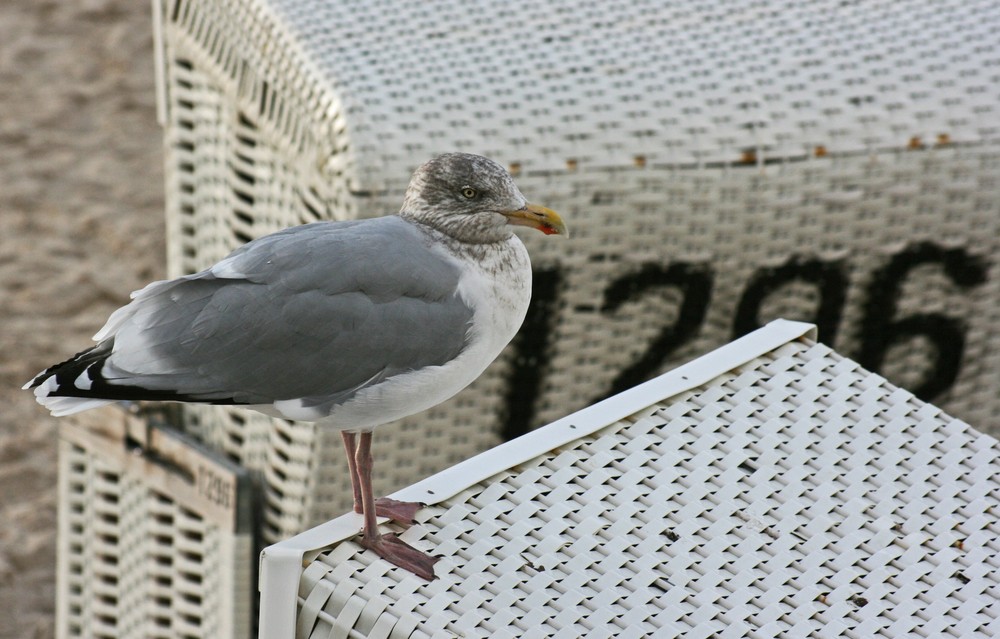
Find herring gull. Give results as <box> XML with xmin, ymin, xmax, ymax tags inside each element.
<box><xmin>25</xmin><ymin>152</ymin><xmax>567</xmax><ymax>580</ymax></box>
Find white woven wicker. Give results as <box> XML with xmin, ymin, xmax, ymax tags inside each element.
<box><xmin>154</xmin><ymin>0</ymin><xmax>1000</xmax><ymax>544</ymax></box>
<box><xmin>56</xmin><ymin>413</ymin><xmax>254</xmax><ymax>639</ymax></box>
<box><xmin>259</xmin><ymin>320</ymin><xmax>1000</xmax><ymax>638</ymax></box>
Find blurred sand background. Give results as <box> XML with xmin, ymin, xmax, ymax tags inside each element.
<box><xmin>1</xmin><ymin>1</ymin><xmax>164</xmax><ymax>636</ymax></box>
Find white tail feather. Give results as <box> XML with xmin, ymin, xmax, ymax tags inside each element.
<box><xmin>29</xmin><ymin>373</ymin><xmax>115</xmax><ymax>416</ymax></box>
<box><xmin>34</xmin><ymin>393</ymin><xmax>115</xmax><ymax>417</ymax></box>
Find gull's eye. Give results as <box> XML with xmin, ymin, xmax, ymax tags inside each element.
<box><xmin>461</xmin><ymin>187</ymin><xmax>478</xmax><ymax>199</ymax></box>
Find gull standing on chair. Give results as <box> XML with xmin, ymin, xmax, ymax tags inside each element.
<box><xmin>25</xmin><ymin>152</ymin><xmax>568</xmax><ymax>580</ymax></box>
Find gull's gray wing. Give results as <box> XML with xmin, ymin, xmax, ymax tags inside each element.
<box><xmin>86</xmin><ymin>215</ymin><xmax>473</xmax><ymax>406</ymax></box>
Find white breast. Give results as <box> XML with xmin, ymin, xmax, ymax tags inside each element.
<box><xmin>270</xmin><ymin>235</ymin><xmax>533</xmax><ymax>428</ymax></box>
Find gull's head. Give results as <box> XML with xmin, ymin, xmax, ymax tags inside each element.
<box><xmin>401</xmin><ymin>153</ymin><xmax>567</xmax><ymax>243</ymax></box>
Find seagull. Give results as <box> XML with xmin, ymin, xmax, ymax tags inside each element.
<box><xmin>25</xmin><ymin>152</ymin><xmax>567</xmax><ymax>580</ymax></box>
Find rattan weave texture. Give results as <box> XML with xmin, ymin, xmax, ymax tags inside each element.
<box><xmin>289</xmin><ymin>328</ymin><xmax>1000</xmax><ymax>638</ymax></box>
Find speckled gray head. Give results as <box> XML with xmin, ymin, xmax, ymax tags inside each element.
<box><xmin>400</xmin><ymin>153</ymin><xmax>567</xmax><ymax>244</ymax></box>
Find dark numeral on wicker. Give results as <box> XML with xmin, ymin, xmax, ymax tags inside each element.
<box><xmin>501</xmin><ymin>241</ymin><xmax>988</xmax><ymax>440</ymax></box>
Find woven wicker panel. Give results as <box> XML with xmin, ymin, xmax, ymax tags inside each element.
<box><xmin>162</xmin><ymin>50</ymin><xmax>342</xmax><ymax>282</ymax></box>
<box><xmin>513</xmin><ymin>145</ymin><xmax>1000</xmax><ymax>430</ymax></box>
<box><xmin>295</xmin><ymin>337</ymin><xmax>1000</xmax><ymax>638</ymax></box>
<box><xmin>155</xmin><ymin>0</ymin><xmax>1000</xmax><ymax>544</ymax></box>
<box><xmin>56</xmin><ymin>417</ymin><xmax>254</xmax><ymax>639</ymax></box>
<box><xmin>160</xmin><ymin>0</ymin><xmax>1000</xmax><ymax>182</ymax></box>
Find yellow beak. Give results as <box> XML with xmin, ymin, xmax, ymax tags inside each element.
<box><xmin>502</xmin><ymin>203</ymin><xmax>569</xmax><ymax>237</ymax></box>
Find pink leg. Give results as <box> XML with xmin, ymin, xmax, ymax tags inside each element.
<box><xmin>353</xmin><ymin>431</ymin><xmax>439</xmax><ymax>580</ymax></box>
<box><xmin>341</xmin><ymin>432</ymin><xmax>364</xmax><ymax>512</ymax></box>
<box><xmin>342</xmin><ymin>431</ymin><xmax>424</xmax><ymax>525</ymax></box>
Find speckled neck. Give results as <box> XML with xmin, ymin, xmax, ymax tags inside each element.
<box><xmin>399</xmin><ymin>208</ymin><xmax>514</xmax><ymax>246</ymax></box>
<box><xmin>402</xmin><ymin>215</ymin><xmax>525</xmax><ymax>268</ymax></box>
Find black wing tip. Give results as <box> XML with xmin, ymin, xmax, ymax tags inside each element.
<box><xmin>29</xmin><ymin>339</ymin><xmax>250</xmax><ymax>407</ymax></box>
<box><xmin>27</xmin><ymin>342</ymin><xmax>109</xmax><ymax>392</ymax></box>
<box><xmin>23</xmin><ymin>373</ymin><xmax>44</xmax><ymax>390</ymax></box>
